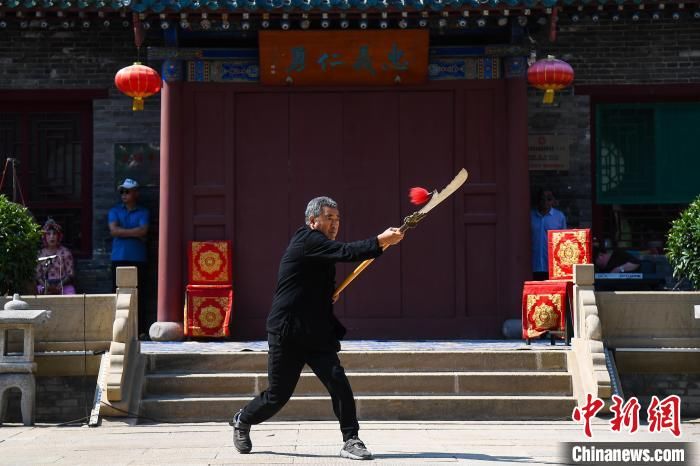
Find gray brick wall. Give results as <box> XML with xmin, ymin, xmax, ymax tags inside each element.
<box><xmin>528</xmin><ymin>16</ymin><xmax>700</xmax><ymax>230</ymax></box>
<box><xmin>619</xmin><ymin>373</ymin><xmax>700</xmax><ymax>418</ymax></box>
<box><xmin>528</xmin><ymin>93</ymin><xmax>592</xmax><ymax>229</ymax></box>
<box><xmin>91</xmin><ymin>92</ymin><xmax>161</xmax><ymax>299</ymax></box>
<box><xmin>0</xmin><ymin>23</ymin><xmax>162</xmax><ymax>300</ymax></box>
<box><xmin>534</xmin><ymin>17</ymin><xmax>700</xmax><ymax>84</ymax></box>
<box><xmin>4</xmin><ymin>376</ymin><xmax>97</xmax><ymax>423</ymax></box>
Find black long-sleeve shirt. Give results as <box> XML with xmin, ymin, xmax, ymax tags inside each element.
<box><xmin>266</xmin><ymin>226</ymin><xmax>383</xmax><ymax>350</ymax></box>
<box><xmin>598</xmin><ymin>249</ymin><xmax>640</xmax><ymax>273</ymax></box>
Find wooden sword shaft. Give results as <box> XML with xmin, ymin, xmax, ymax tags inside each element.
<box><xmin>331</xmin><ymin>218</ymin><xmax>415</xmax><ymax>301</ymax></box>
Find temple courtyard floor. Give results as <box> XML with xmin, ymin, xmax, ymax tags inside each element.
<box><xmin>1</xmin><ymin>418</ymin><xmax>698</xmax><ymax>465</ymax></box>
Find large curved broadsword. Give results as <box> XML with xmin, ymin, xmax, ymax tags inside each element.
<box><xmin>332</xmin><ymin>168</ymin><xmax>469</xmax><ymax>302</ymax></box>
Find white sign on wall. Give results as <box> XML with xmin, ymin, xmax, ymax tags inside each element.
<box><xmin>528</xmin><ymin>134</ymin><xmax>571</xmax><ymax>171</ymax></box>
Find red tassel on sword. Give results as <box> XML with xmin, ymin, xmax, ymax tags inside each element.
<box><xmin>409</xmin><ymin>187</ymin><xmax>432</xmax><ymax>205</ymax></box>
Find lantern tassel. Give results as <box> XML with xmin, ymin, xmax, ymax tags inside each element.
<box><xmin>132</xmin><ymin>97</ymin><xmax>144</xmax><ymax>112</ymax></box>
<box><xmin>542</xmin><ymin>89</ymin><xmax>555</xmax><ymax>105</ymax></box>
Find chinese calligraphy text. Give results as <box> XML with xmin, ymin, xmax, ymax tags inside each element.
<box><xmin>259</xmin><ymin>30</ymin><xmax>428</xmax><ymax>86</ymax></box>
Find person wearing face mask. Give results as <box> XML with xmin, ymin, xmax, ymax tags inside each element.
<box><xmin>36</xmin><ymin>218</ymin><xmax>76</xmax><ymax>295</ymax></box>
<box><xmin>530</xmin><ymin>187</ymin><xmax>567</xmax><ymax>280</ymax></box>
<box><xmin>231</xmin><ymin>196</ymin><xmax>404</xmax><ymax>461</ymax></box>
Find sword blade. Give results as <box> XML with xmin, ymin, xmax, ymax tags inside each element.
<box><xmin>417</xmin><ymin>168</ymin><xmax>469</xmax><ymax>215</ymax></box>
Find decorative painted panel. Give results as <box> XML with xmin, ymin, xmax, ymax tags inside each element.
<box><xmin>429</xmin><ymin>57</ymin><xmax>501</xmax><ymax>80</ymax></box>
<box><xmin>163</xmin><ymin>47</ymin><xmax>518</xmax><ymax>83</ymax></box>
<box><xmin>188</xmin><ymin>61</ymin><xmax>259</xmax><ymax>82</ymax></box>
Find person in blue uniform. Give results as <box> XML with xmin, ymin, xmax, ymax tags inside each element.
<box><xmin>108</xmin><ymin>178</ymin><xmax>150</xmax><ymax>338</ymax></box>
<box><xmin>231</xmin><ymin>196</ymin><xmax>404</xmax><ymax>461</ymax></box>
<box><xmin>531</xmin><ymin>188</ymin><xmax>567</xmax><ymax>280</ymax></box>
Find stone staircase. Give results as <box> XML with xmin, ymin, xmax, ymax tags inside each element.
<box><xmin>139</xmin><ymin>349</ymin><xmax>576</xmax><ymax>422</ymax></box>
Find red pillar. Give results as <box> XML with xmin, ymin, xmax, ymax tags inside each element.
<box><xmin>506</xmin><ymin>75</ymin><xmax>531</xmax><ymax>317</ymax></box>
<box><xmin>153</xmin><ymin>80</ymin><xmax>184</xmax><ymax>340</ymax></box>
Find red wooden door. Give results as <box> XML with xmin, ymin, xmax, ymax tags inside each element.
<box><xmin>182</xmin><ymin>80</ymin><xmax>528</xmax><ymax>339</ymax></box>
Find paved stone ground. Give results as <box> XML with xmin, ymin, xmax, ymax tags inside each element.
<box><xmin>0</xmin><ymin>419</ymin><xmax>697</xmax><ymax>465</ymax></box>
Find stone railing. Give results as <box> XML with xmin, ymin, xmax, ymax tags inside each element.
<box><xmin>105</xmin><ymin>267</ymin><xmax>138</xmax><ymax>402</ymax></box>
<box><xmin>594</xmin><ymin>288</ymin><xmax>700</xmax><ymax>416</ymax></box>
<box><xmin>595</xmin><ymin>291</ymin><xmax>700</xmax><ymax>351</ymax></box>
<box><xmin>569</xmin><ymin>264</ymin><xmax>613</xmax><ymax>410</ymax></box>
<box><xmin>0</xmin><ymin>266</ymin><xmax>143</xmax><ymax>420</ymax></box>
<box><xmin>100</xmin><ymin>266</ymin><xmax>144</xmax><ymax>419</ymax></box>
<box><xmin>0</xmin><ymin>294</ymin><xmax>115</xmax><ymax>377</ymax></box>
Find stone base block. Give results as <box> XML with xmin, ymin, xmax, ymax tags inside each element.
<box><xmin>149</xmin><ymin>322</ymin><xmax>184</xmax><ymax>342</ymax></box>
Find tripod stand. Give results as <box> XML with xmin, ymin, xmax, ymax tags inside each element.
<box><xmin>0</xmin><ymin>157</ymin><xmax>26</xmax><ymax>205</ymax></box>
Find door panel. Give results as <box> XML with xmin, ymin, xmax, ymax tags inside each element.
<box><xmin>234</xmin><ymin>93</ymin><xmax>291</xmax><ymax>320</ymax></box>
<box><xmin>288</xmin><ymin>92</ymin><xmax>344</xmax><ymax>231</ymax></box>
<box><xmin>341</xmin><ymin>92</ymin><xmax>402</xmax><ymax>320</ymax></box>
<box><xmin>398</xmin><ymin>91</ymin><xmax>456</xmax><ymax>319</ymax></box>
<box><xmin>181</xmin><ymin>80</ymin><xmax>526</xmax><ymax>339</ymax></box>
<box><xmin>462</xmin><ymin>87</ymin><xmax>503</xmax><ymax>330</ymax></box>
<box><xmin>192</xmin><ymin>90</ymin><xmax>228</xmax><ymax>187</ymax></box>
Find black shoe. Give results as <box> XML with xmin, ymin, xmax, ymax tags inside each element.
<box><xmin>340</xmin><ymin>436</ymin><xmax>373</xmax><ymax>460</ymax></box>
<box><xmin>230</xmin><ymin>409</ymin><xmax>252</xmax><ymax>454</ymax></box>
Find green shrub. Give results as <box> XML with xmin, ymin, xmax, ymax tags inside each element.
<box><xmin>0</xmin><ymin>195</ymin><xmax>41</xmax><ymax>296</ymax></box>
<box><xmin>666</xmin><ymin>195</ymin><xmax>700</xmax><ymax>290</ymax></box>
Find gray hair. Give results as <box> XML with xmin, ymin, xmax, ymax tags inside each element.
<box><xmin>305</xmin><ymin>196</ymin><xmax>338</xmax><ymax>226</ymax></box>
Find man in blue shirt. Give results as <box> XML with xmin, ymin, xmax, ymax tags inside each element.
<box><xmin>530</xmin><ymin>188</ymin><xmax>567</xmax><ymax>280</ymax></box>
<box><xmin>109</xmin><ymin>178</ymin><xmax>150</xmax><ymax>338</ymax></box>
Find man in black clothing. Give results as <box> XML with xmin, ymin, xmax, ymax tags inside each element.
<box><xmin>232</xmin><ymin>196</ymin><xmax>404</xmax><ymax>460</ymax></box>
<box><xmin>595</xmin><ymin>247</ymin><xmax>640</xmax><ymax>273</ymax></box>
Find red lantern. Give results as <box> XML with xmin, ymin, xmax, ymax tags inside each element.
<box><xmin>114</xmin><ymin>62</ymin><xmax>162</xmax><ymax>111</ymax></box>
<box><xmin>527</xmin><ymin>55</ymin><xmax>574</xmax><ymax>105</ymax></box>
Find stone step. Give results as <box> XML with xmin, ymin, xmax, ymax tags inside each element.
<box><xmin>144</xmin><ymin>371</ymin><xmax>572</xmax><ymax>397</ymax></box>
<box><xmin>139</xmin><ymin>395</ymin><xmax>577</xmax><ymax>422</ymax></box>
<box><xmin>146</xmin><ymin>351</ymin><xmax>568</xmax><ymax>373</ymax></box>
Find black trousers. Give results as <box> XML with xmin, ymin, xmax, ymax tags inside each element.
<box><xmin>239</xmin><ymin>335</ymin><xmax>359</xmax><ymax>442</ymax></box>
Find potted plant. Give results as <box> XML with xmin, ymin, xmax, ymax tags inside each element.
<box><xmin>666</xmin><ymin>195</ymin><xmax>700</xmax><ymax>290</ymax></box>
<box><xmin>0</xmin><ymin>195</ymin><xmax>41</xmax><ymax>296</ymax></box>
